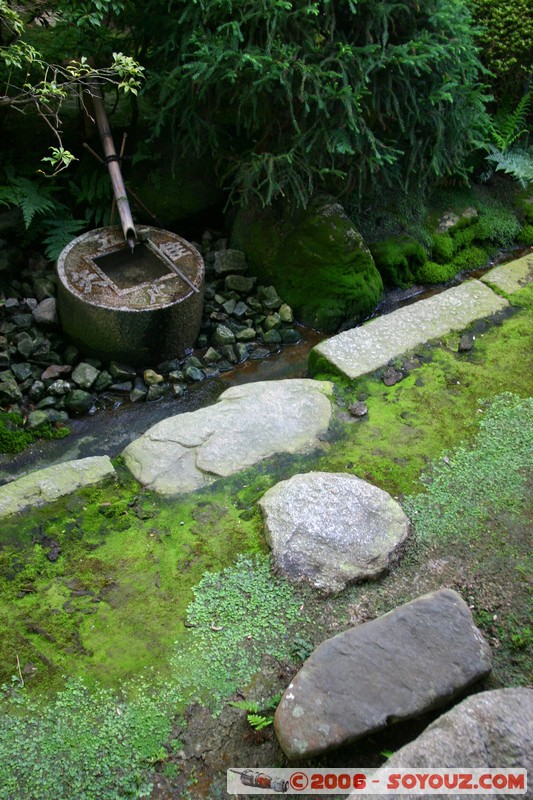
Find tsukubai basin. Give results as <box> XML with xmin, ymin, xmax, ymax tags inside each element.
<box><xmin>56</xmin><ymin>225</ymin><xmax>205</xmax><ymax>365</ymax></box>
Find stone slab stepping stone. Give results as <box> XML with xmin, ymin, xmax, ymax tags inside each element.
<box><xmin>308</xmin><ymin>279</ymin><xmax>508</xmax><ymax>381</ymax></box>
<box><xmin>384</xmin><ymin>688</ymin><xmax>533</xmax><ymax>797</ymax></box>
<box><xmin>274</xmin><ymin>588</ymin><xmax>492</xmax><ymax>759</ymax></box>
<box><xmin>481</xmin><ymin>252</ymin><xmax>533</xmax><ymax>295</ymax></box>
<box><xmin>122</xmin><ymin>379</ymin><xmax>333</xmax><ymax>495</ymax></box>
<box><xmin>0</xmin><ymin>456</ymin><xmax>116</xmax><ymax>519</ymax></box>
<box><xmin>259</xmin><ymin>471</ymin><xmax>410</xmax><ymax>593</ymax></box>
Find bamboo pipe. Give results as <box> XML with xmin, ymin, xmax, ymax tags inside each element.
<box><xmin>88</xmin><ymin>82</ymin><xmax>137</xmax><ymax>250</ymax></box>
<box><xmin>110</xmin><ymin>132</ymin><xmax>127</xmax><ymax>226</ymax></box>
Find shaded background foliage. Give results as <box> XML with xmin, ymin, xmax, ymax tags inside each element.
<box><xmin>144</xmin><ymin>0</ymin><xmax>490</xmax><ymax>208</ymax></box>
<box><xmin>468</xmin><ymin>0</ymin><xmax>532</xmax><ymax>105</ymax></box>
<box><xmin>2</xmin><ymin>0</ymin><xmax>529</xmax><ymax>217</ymax></box>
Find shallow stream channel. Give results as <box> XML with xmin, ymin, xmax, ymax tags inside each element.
<box><xmin>0</xmin><ymin>245</ymin><xmax>524</xmax><ymax>484</ymax></box>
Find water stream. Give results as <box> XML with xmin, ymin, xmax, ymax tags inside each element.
<box><xmin>1</xmin><ymin>245</ymin><xmax>529</xmax><ymax>485</ymax></box>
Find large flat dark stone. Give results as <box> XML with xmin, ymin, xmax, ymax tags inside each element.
<box><xmin>274</xmin><ymin>589</ymin><xmax>492</xmax><ymax>759</ymax></box>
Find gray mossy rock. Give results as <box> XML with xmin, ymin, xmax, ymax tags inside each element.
<box><xmin>224</xmin><ymin>274</ymin><xmax>256</xmax><ymax>294</ymax></box>
<box><xmin>0</xmin><ymin>377</ymin><xmax>22</xmax><ymax>402</ymax></box>
<box><xmin>212</xmin><ymin>324</ymin><xmax>236</xmax><ymax>345</ymax></box>
<box><xmin>0</xmin><ymin>456</ymin><xmax>116</xmax><ymax>519</ymax></box>
<box><xmin>232</xmin><ymin>197</ymin><xmax>383</xmax><ymax>333</ymax></box>
<box><xmin>32</xmin><ymin>297</ymin><xmax>58</xmax><ymax>327</ymax></box>
<box><xmin>32</xmin><ymin>275</ymin><xmax>56</xmax><ymax>302</ymax></box>
<box><xmin>214</xmin><ymin>249</ymin><xmax>247</xmax><ymax>275</ymax></box>
<box><xmin>274</xmin><ymin>588</ymin><xmax>492</xmax><ymax>759</ymax></box>
<box><xmin>259</xmin><ymin>472</ymin><xmax>410</xmax><ymax>593</ymax></box>
<box><xmin>11</xmin><ymin>363</ymin><xmax>33</xmax><ymax>382</ymax></box>
<box><xmin>71</xmin><ymin>361</ymin><xmax>100</xmax><ymax>390</ymax></box>
<box><xmin>383</xmin><ymin>689</ymin><xmax>533</xmax><ymax>800</ymax></box>
<box><xmin>26</xmin><ymin>409</ymin><xmax>54</xmax><ymax>429</ymax></box>
<box><xmin>122</xmin><ymin>379</ymin><xmax>333</xmax><ymax>495</ymax></box>
<box><xmin>436</xmin><ymin>206</ymin><xmax>478</xmax><ymax>234</ymax></box>
<box><xmin>65</xmin><ymin>389</ymin><xmax>94</xmax><ymax>413</ymax></box>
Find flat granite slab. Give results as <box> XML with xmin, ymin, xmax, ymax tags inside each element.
<box><xmin>308</xmin><ymin>279</ymin><xmax>508</xmax><ymax>381</ymax></box>
<box><xmin>480</xmin><ymin>252</ymin><xmax>533</xmax><ymax>294</ymax></box>
<box><xmin>122</xmin><ymin>379</ymin><xmax>334</xmax><ymax>495</ymax></box>
<box><xmin>0</xmin><ymin>456</ymin><xmax>116</xmax><ymax>519</ymax></box>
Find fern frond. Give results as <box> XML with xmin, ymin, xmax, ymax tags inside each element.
<box><xmin>69</xmin><ymin>169</ymin><xmax>113</xmax><ymax>228</ymax></box>
<box><xmin>228</xmin><ymin>699</ymin><xmax>261</xmax><ymax>713</ymax></box>
<box><xmin>41</xmin><ymin>216</ymin><xmax>87</xmax><ymax>261</ymax></box>
<box><xmin>246</xmin><ymin>714</ymin><xmax>274</xmax><ymax>731</ymax></box>
<box><xmin>486</xmin><ymin>145</ymin><xmax>533</xmax><ymax>188</ymax></box>
<box><xmin>490</xmin><ymin>93</ymin><xmax>532</xmax><ymax>153</ymax></box>
<box><xmin>0</xmin><ymin>177</ymin><xmax>57</xmax><ymax>228</ymax></box>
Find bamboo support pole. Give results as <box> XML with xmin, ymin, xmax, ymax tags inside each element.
<box><xmin>88</xmin><ymin>82</ymin><xmax>137</xmax><ymax>250</ymax></box>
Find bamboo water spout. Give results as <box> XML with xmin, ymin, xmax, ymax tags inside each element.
<box><xmin>88</xmin><ymin>82</ymin><xmax>137</xmax><ymax>250</ymax></box>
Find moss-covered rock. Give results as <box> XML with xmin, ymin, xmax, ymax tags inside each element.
<box><xmin>450</xmin><ymin>244</ymin><xmax>492</xmax><ymax>272</ymax></box>
<box><xmin>415</xmin><ymin>245</ymin><xmax>491</xmax><ymax>284</ymax></box>
<box><xmin>431</xmin><ymin>233</ymin><xmax>456</xmax><ymax>265</ymax></box>
<box><xmin>369</xmin><ymin>236</ymin><xmax>427</xmax><ymax>287</ymax></box>
<box><xmin>231</xmin><ymin>197</ymin><xmax>383</xmax><ymax>333</ymax></box>
<box><xmin>415</xmin><ymin>260</ymin><xmax>457</xmax><ymax>284</ymax></box>
<box><xmin>517</xmin><ymin>224</ymin><xmax>533</xmax><ymax>246</ymax></box>
<box><xmin>0</xmin><ymin>410</ymin><xmax>69</xmax><ymax>454</ymax></box>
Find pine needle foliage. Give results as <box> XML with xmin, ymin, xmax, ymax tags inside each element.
<box><xmin>147</xmin><ymin>0</ymin><xmax>489</xmax><ymax>208</ymax></box>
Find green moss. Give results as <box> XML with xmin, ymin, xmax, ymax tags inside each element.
<box><xmin>475</xmin><ymin>202</ymin><xmax>521</xmax><ymax>248</ymax></box>
<box><xmin>0</xmin><ymin>478</ymin><xmax>265</xmax><ymax>693</ymax></box>
<box><xmin>310</xmin><ymin>285</ymin><xmax>533</xmax><ymax>497</ymax></box>
<box><xmin>450</xmin><ymin>221</ymin><xmax>481</xmax><ymax>248</ymax></box>
<box><xmin>0</xmin><ymin>677</ymin><xmax>172</xmax><ymax>800</ymax></box>
<box><xmin>404</xmin><ymin>392</ymin><xmax>533</xmax><ymax>542</ymax></box>
<box><xmin>430</xmin><ymin>232</ymin><xmax>455</xmax><ymax>264</ymax></box>
<box><xmin>450</xmin><ymin>244</ymin><xmax>491</xmax><ymax>271</ymax></box>
<box><xmin>416</xmin><ymin>244</ymin><xmax>491</xmax><ymax>283</ymax></box>
<box><xmin>414</xmin><ymin>259</ymin><xmax>458</xmax><ymax>283</ymax></box>
<box><xmin>517</xmin><ymin>224</ymin><xmax>533</xmax><ymax>246</ymax></box>
<box><xmin>169</xmin><ymin>554</ymin><xmax>304</xmax><ymax>710</ymax></box>
<box><xmin>404</xmin><ymin>392</ymin><xmax>533</xmax><ymax>684</ymax></box>
<box><xmin>520</xmin><ymin>201</ymin><xmax>533</xmax><ymax>225</ymax></box>
<box><xmin>0</xmin><ymin>411</ymin><xmax>69</xmax><ymax>454</ymax></box>
<box><xmin>0</xmin><ymin>413</ymin><xmax>33</xmax><ymax>453</ymax></box>
<box><xmin>0</xmin><ymin>553</ymin><xmax>306</xmax><ymax>799</ymax></box>
<box><xmin>232</xmin><ymin>198</ymin><xmax>383</xmax><ymax>332</ymax></box>
<box><xmin>0</xmin><ymin>270</ymin><xmax>531</xmax><ymax>799</ymax></box>
<box><xmin>429</xmin><ymin>185</ymin><xmax>523</xmax><ymax>252</ymax></box>
<box><xmin>369</xmin><ymin>236</ymin><xmax>427</xmax><ymax>287</ymax></box>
